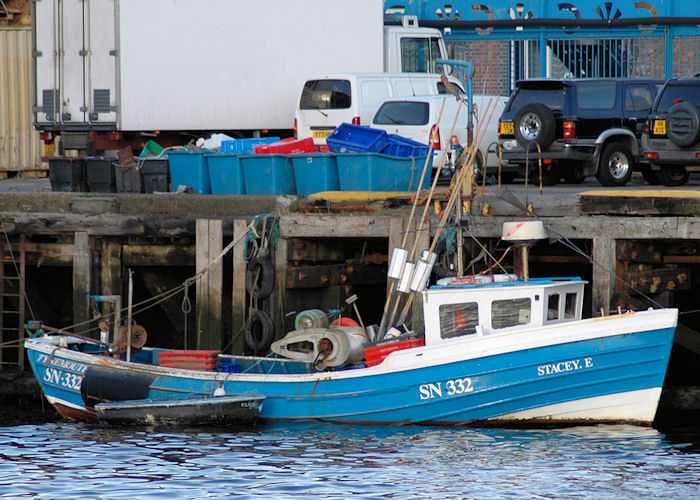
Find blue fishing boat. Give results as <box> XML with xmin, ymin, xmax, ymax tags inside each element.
<box><xmin>24</xmin><ymin>219</ymin><xmax>677</xmax><ymax>426</ymax></box>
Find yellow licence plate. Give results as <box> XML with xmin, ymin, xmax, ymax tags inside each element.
<box><xmin>653</xmin><ymin>119</ymin><xmax>666</xmax><ymax>136</ymax></box>
<box><xmin>312</xmin><ymin>129</ymin><xmax>333</xmax><ymax>139</ymax></box>
<box><xmin>42</xmin><ymin>142</ymin><xmax>56</xmax><ymax>157</ymax></box>
<box><xmin>500</xmin><ymin>121</ymin><xmax>514</xmax><ymax>136</ymax></box>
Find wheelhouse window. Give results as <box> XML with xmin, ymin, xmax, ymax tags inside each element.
<box><xmin>564</xmin><ymin>292</ymin><xmax>578</xmax><ymax>319</ymax></box>
<box><xmin>547</xmin><ymin>294</ymin><xmax>560</xmax><ymax>321</ymax></box>
<box><xmin>439</xmin><ymin>302</ymin><xmax>479</xmax><ymax>339</ymax></box>
<box><xmin>492</xmin><ymin>298</ymin><xmax>531</xmax><ymax>329</ymax></box>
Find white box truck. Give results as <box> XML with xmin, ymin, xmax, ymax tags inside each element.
<box><xmin>32</xmin><ymin>0</ymin><xmax>448</xmax><ymax>155</ymax></box>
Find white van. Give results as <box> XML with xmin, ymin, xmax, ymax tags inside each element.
<box><xmin>294</xmin><ymin>73</ymin><xmax>465</xmax><ymax>146</ymax></box>
<box><xmin>371</xmin><ymin>94</ymin><xmax>508</xmax><ymax>174</ymax></box>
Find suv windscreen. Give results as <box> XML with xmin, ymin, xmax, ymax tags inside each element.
<box><xmin>300</xmin><ymin>80</ymin><xmax>351</xmax><ymax>110</ymax></box>
<box><xmin>373</xmin><ymin>102</ymin><xmax>429</xmax><ymax>125</ymax></box>
<box><xmin>655</xmin><ymin>84</ymin><xmax>700</xmax><ymax>112</ymax></box>
<box><xmin>509</xmin><ymin>88</ymin><xmax>565</xmax><ymax>112</ymax></box>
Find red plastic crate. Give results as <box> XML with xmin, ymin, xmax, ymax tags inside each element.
<box><xmin>158</xmin><ymin>349</ymin><xmax>220</xmax><ymax>370</ymax></box>
<box><xmin>255</xmin><ymin>137</ymin><xmax>317</xmax><ymax>155</ymax></box>
<box><xmin>364</xmin><ymin>338</ymin><xmax>425</xmax><ymax>367</ymax></box>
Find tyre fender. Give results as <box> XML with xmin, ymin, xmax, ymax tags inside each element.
<box><xmin>245</xmin><ymin>310</ymin><xmax>274</xmax><ymax>352</ymax></box>
<box><xmin>245</xmin><ymin>255</ymin><xmax>275</xmax><ymax>300</ymax></box>
<box><xmin>592</xmin><ymin>129</ymin><xmax>638</xmax><ymax>166</ymax></box>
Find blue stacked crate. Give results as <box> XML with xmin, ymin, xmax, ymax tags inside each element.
<box><xmin>381</xmin><ymin>135</ymin><xmax>430</xmax><ymax>158</ymax></box>
<box><xmin>290</xmin><ymin>153</ymin><xmax>339</xmax><ymax>196</ymax></box>
<box><xmin>326</xmin><ymin>123</ymin><xmax>388</xmax><ymax>153</ymax></box>
<box><xmin>206</xmin><ymin>154</ymin><xmax>246</xmax><ymax>195</ymax></box>
<box><xmin>220</xmin><ymin>137</ymin><xmax>280</xmax><ymax>154</ymax></box>
<box><xmin>335</xmin><ymin>153</ymin><xmax>430</xmax><ymax>191</ymax></box>
<box><xmin>240</xmin><ymin>154</ymin><xmax>296</xmax><ymax>195</ymax></box>
<box><xmin>166</xmin><ymin>150</ymin><xmax>211</xmax><ymax>194</ymax></box>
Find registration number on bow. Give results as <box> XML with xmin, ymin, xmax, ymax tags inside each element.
<box><xmin>419</xmin><ymin>377</ymin><xmax>474</xmax><ymax>400</ymax></box>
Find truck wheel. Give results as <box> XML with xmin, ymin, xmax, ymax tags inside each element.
<box><xmin>657</xmin><ymin>167</ymin><xmax>689</xmax><ymax>186</ymax></box>
<box><xmin>667</xmin><ymin>102</ymin><xmax>700</xmax><ymax>147</ymax></box>
<box><xmin>514</xmin><ymin>104</ymin><xmax>556</xmax><ymax>149</ymax></box>
<box><xmin>596</xmin><ymin>142</ymin><xmax>633</xmax><ymax>186</ymax></box>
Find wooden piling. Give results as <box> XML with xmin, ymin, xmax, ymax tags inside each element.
<box><xmin>592</xmin><ymin>237</ymin><xmax>615</xmax><ymax>316</ymax></box>
<box><xmin>231</xmin><ymin>219</ymin><xmax>248</xmax><ymax>354</ymax></box>
<box><xmin>195</xmin><ymin>219</ymin><xmax>222</xmax><ymax>350</ymax></box>
<box><xmin>72</xmin><ymin>232</ymin><xmax>90</xmax><ymax>334</ymax></box>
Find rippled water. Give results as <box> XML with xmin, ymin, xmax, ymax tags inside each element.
<box><xmin>1</xmin><ymin>420</ymin><xmax>698</xmax><ymax>499</ymax></box>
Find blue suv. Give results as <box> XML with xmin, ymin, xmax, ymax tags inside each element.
<box><xmin>498</xmin><ymin>79</ymin><xmax>662</xmax><ymax>186</ymax></box>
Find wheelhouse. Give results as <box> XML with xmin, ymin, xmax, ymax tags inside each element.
<box><xmin>422</xmin><ymin>277</ymin><xmax>586</xmax><ymax>346</ymax></box>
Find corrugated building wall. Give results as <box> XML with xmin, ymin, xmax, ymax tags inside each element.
<box><xmin>0</xmin><ymin>27</ymin><xmax>41</xmax><ymax>173</ymax></box>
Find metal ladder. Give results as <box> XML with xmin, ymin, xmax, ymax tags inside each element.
<box><xmin>0</xmin><ymin>235</ymin><xmax>26</xmax><ymax>370</ymax></box>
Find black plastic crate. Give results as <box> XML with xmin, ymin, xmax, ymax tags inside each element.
<box><xmin>85</xmin><ymin>157</ymin><xmax>117</xmax><ymax>193</ymax></box>
<box><xmin>49</xmin><ymin>158</ymin><xmax>86</xmax><ymax>192</ymax></box>
<box><xmin>140</xmin><ymin>158</ymin><xmax>170</xmax><ymax>193</ymax></box>
<box><xmin>114</xmin><ymin>163</ymin><xmax>143</xmax><ymax>193</ymax></box>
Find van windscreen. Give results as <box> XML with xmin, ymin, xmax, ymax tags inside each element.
<box><xmin>373</xmin><ymin>102</ymin><xmax>429</xmax><ymax>126</ymax></box>
<box><xmin>300</xmin><ymin>80</ymin><xmax>351</xmax><ymax>110</ymax></box>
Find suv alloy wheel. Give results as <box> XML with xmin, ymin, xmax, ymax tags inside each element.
<box><xmin>597</xmin><ymin>141</ymin><xmax>634</xmax><ymax>186</ymax></box>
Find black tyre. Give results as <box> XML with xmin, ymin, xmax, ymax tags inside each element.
<box><xmin>563</xmin><ymin>163</ymin><xmax>586</xmax><ymax>184</ymax></box>
<box><xmin>514</xmin><ymin>103</ymin><xmax>556</xmax><ymax>149</ymax></box>
<box><xmin>245</xmin><ymin>255</ymin><xmax>275</xmax><ymax>300</ymax></box>
<box><xmin>640</xmin><ymin>165</ymin><xmax>660</xmax><ymax>185</ymax></box>
<box><xmin>500</xmin><ymin>172</ymin><xmax>517</xmax><ymax>184</ymax></box>
<box><xmin>657</xmin><ymin>167</ymin><xmax>689</xmax><ymax>186</ymax></box>
<box><xmin>596</xmin><ymin>142</ymin><xmax>633</xmax><ymax>186</ymax></box>
<box><xmin>667</xmin><ymin>102</ymin><xmax>700</xmax><ymax>147</ymax></box>
<box><xmin>245</xmin><ymin>310</ymin><xmax>274</xmax><ymax>352</ymax></box>
<box><xmin>528</xmin><ymin>162</ymin><xmax>560</xmax><ymax>186</ymax></box>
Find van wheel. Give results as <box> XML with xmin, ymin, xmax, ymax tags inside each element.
<box><xmin>596</xmin><ymin>142</ymin><xmax>633</xmax><ymax>186</ymax></box>
<box><xmin>657</xmin><ymin>167</ymin><xmax>689</xmax><ymax>186</ymax></box>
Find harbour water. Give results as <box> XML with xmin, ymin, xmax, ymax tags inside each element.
<box><xmin>1</xmin><ymin>414</ymin><xmax>698</xmax><ymax>499</ymax></box>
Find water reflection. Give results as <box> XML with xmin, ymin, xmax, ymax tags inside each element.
<box><xmin>0</xmin><ymin>421</ymin><xmax>698</xmax><ymax>499</ymax></box>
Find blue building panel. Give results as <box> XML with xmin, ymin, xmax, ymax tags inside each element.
<box><xmin>390</xmin><ymin>0</ymin><xmax>700</xmax><ymax>23</ymax></box>
<box><xmin>387</xmin><ymin>0</ymin><xmax>700</xmax><ymax>92</ymax></box>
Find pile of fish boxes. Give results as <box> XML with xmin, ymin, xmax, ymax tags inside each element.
<box><xmin>157</xmin><ymin>350</ymin><xmax>220</xmax><ymax>370</ymax></box>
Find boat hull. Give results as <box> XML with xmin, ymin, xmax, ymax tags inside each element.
<box><xmin>25</xmin><ymin>309</ymin><xmax>677</xmax><ymax>427</ymax></box>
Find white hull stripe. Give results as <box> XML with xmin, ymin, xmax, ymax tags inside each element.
<box><xmin>494</xmin><ymin>388</ymin><xmax>662</xmax><ymax>422</ymax></box>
